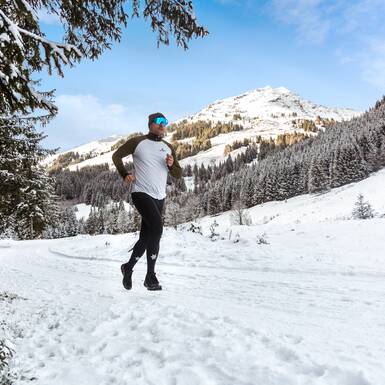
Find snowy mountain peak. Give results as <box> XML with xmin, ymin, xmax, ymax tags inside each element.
<box><xmin>181</xmin><ymin>86</ymin><xmax>360</xmax><ymax>125</ymax></box>
<box><xmin>252</xmin><ymin>85</ymin><xmax>290</xmax><ymax>94</ymax></box>
<box><xmin>98</xmin><ymin>135</ymin><xmax>122</xmax><ymax>143</ymax></box>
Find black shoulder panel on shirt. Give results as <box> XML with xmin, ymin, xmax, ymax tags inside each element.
<box><xmin>112</xmin><ymin>135</ymin><xmax>147</xmax><ymax>179</ymax></box>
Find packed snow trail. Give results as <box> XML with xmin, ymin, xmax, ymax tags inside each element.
<box><xmin>1</xmin><ymin>220</ymin><xmax>385</xmax><ymax>385</ymax></box>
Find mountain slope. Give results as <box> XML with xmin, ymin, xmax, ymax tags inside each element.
<box><xmin>181</xmin><ymin>85</ymin><xmax>357</xmax><ymax>124</ymax></box>
<box><xmin>43</xmin><ymin>86</ymin><xmax>362</xmax><ymax>171</ymax></box>
<box><xmin>74</xmin><ymin>157</ymin><xmax>385</xmax><ymax>230</ymax></box>
<box><xmin>42</xmin><ymin>134</ymin><xmax>126</xmax><ymax>169</ymax></box>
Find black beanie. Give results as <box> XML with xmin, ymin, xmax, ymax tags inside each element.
<box><xmin>148</xmin><ymin>112</ymin><xmax>166</xmax><ymax>128</ymax></box>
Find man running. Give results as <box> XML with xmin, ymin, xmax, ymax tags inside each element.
<box><xmin>112</xmin><ymin>113</ymin><xmax>182</xmax><ymax>291</ymax></box>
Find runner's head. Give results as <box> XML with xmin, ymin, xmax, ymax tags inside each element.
<box><xmin>148</xmin><ymin>112</ymin><xmax>168</xmax><ymax>137</ymax></box>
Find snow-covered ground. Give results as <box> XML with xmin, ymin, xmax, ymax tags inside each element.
<box><xmin>2</xmin><ymin>170</ymin><xmax>385</xmax><ymax>385</ymax></box>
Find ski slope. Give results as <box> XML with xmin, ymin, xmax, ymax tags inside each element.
<box><xmin>2</xmin><ymin>170</ymin><xmax>385</xmax><ymax>385</ymax></box>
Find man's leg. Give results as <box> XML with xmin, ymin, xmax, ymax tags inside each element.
<box><xmin>146</xmin><ymin>198</ymin><xmax>165</xmax><ymax>274</ymax></box>
<box><xmin>125</xmin><ymin>217</ymin><xmax>149</xmax><ymax>271</ymax></box>
<box><xmin>131</xmin><ymin>192</ymin><xmax>164</xmax><ymax>275</ymax></box>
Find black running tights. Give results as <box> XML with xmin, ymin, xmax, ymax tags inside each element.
<box><xmin>126</xmin><ymin>192</ymin><xmax>165</xmax><ymax>274</ymax></box>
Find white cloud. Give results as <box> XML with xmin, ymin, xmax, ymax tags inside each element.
<box><xmin>271</xmin><ymin>0</ymin><xmax>334</xmax><ymax>44</ymax></box>
<box><xmin>335</xmin><ymin>49</ymin><xmax>356</xmax><ymax>65</ymax></box>
<box><xmin>271</xmin><ymin>0</ymin><xmax>385</xmax><ymax>43</ymax></box>
<box><xmin>41</xmin><ymin>94</ymin><xmax>146</xmax><ymax>151</ymax></box>
<box><xmin>271</xmin><ymin>0</ymin><xmax>385</xmax><ymax>88</ymax></box>
<box><xmin>340</xmin><ymin>0</ymin><xmax>385</xmax><ymax>35</ymax></box>
<box><xmin>361</xmin><ymin>40</ymin><xmax>385</xmax><ymax>89</ymax></box>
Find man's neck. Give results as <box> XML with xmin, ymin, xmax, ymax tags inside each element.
<box><xmin>147</xmin><ymin>131</ymin><xmax>162</xmax><ymax>141</ymax></box>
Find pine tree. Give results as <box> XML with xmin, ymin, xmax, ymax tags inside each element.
<box><xmin>308</xmin><ymin>149</ymin><xmax>330</xmax><ymax>193</ymax></box>
<box><xmin>128</xmin><ymin>206</ymin><xmax>141</xmax><ymax>233</ymax></box>
<box><xmin>41</xmin><ymin>206</ymin><xmax>79</xmax><ymax>238</ymax></box>
<box><xmin>116</xmin><ymin>209</ymin><xmax>131</xmax><ymax>233</ymax></box>
<box><xmin>240</xmin><ymin>172</ymin><xmax>254</xmax><ymax>208</ymax></box>
<box><xmin>102</xmin><ymin>203</ymin><xmax>119</xmax><ymax>234</ymax></box>
<box><xmin>78</xmin><ymin>218</ymin><xmax>86</xmax><ymax>234</ymax></box>
<box><xmin>352</xmin><ymin>194</ymin><xmax>374</xmax><ymax>219</ymax></box>
<box><xmin>14</xmin><ymin>168</ymin><xmax>60</xmax><ymax>239</ymax></box>
<box><xmin>64</xmin><ymin>207</ymin><xmax>79</xmax><ymax>237</ymax></box>
<box><xmin>97</xmin><ymin>209</ymin><xmax>105</xmax><ymax>234</ymax></box>
<box><xmin>0</xmin><ymin>338</ymin><xmax>15</xmax><ymax>385</ymax></box>
<box><xmin>0</xmin><ymin>214</ymin><xmax>16</xmax><ymax>239</ymax></box>
<box><xmin>222</xmin><ymin>179</ymin><xmax>234</xmax><ymax>212</ymax></box>
<box><xmin>225</xmin><ymin>155</ymin><xmax>234</xmax><ymax>174</ymax></box>
<box><xmin>85</xmin><ymin>207</ymin><xmax>98</xmax><ymax>235</ymax></box>
<box><xmin>183</xmin><ymin>193</ymin><xmax>202</xmax><ymax>221</ymax></box>
<box><xmin>1</xmin><ymin>1</ymin><xmax>208</xmax><ymax>114</ymax></box>
<box><xmin>164</xmin><ymin>200</ymin><xmax>180</xmax><ymax>229</ymax></box>
<box><xmin>331</xmin><ymin>138</ymin><xmax>369</xmax><ymax>187</ymax></box>
<box><xmin>118</xmin><ymin>200</ymin><xmax>125</xmax><ymax>211</ymax></box>
<box><xmin>207</xmin><ymin>184</ymin><xmax>221</xmax><ymax>215</ymax></box>
<box><xmin>0</xmin><ymin>115</ymin><xmax>59</xmax><ymax>239</ymax></box>
<box><xmin>186</xmin><ymin>164</ymin><xmax>192</xmax><ymax>177</ymax></box>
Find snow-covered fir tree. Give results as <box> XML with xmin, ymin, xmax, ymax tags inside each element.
<box><xmin>14</xmin><ymin>168</ymin><xmax>59</xmax><ymax>239</ymax></box>
<box><xmin>85</xmin><ymin>207</ymin><xmax>99</xmax><ymax>235</ymax></box>
<box><xmin>352</xmin><ymin>194</ymin><xmax>375</xmax><ymax>219</ymax></box>
<box><xmin>81</xmin><ymin>201</ymin><xmax>142</xmax><ymax>235</ymax></box>
<box><xmin>42</xmin><ymin>206</ymin><xmax>79</xmax><ymax>239</ymax></box>
<box><xmin>308</xmin><ymin>147</ymin><xmax>331</xmax><ymax>193</ymax></box>
<box><xmin>103</xmin><ymin>203</ymin><xmax>119</xmax><ymax>234</ymax></box>
<box><xmin>0</xmin><ymin>338</ymin><xmax>15</xmax><ymax>385</ymax></box>
<box><xmin>207</xmin><ymin>183</ymin><xmax>222</xmax><ymax>215</ymax></box>
<box><xmin>0</xmin><ymin>115</ymin><xmax>59</xmax><ymax>239</ymax></box>
<box><xmin>0</xmin><ymin>1</ymin><xmax>207</xmax><ymax>114</ymax></box>
<box><xmin>183</xmin><ymin>194</ymin><xmax>202</xmax><ymax>222</ymax></box>
<box><xmin>116</xmin><ymin>209</ymin><xmax>132</xmax><ymax>234</ymax></box>
<box><xmin>164</xmin><ymin>200</ymin><xmax>181</xmax><ymax>229</ymax></box>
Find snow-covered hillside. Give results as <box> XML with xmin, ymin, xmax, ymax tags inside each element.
<box><xmin>180</xmin><ymin>86</ymin><xmax>358</xmax><ymax>124</ymax></box>
<box><xmin>42</xmin><ymin>134</ymin><xmax>126</xmax><ymax>168</ymax></box>
<box><xmin>73</xmin><ymin>163</ymin><xmax>385</xmax><ymax>224</ymax></box>
<box><xmin>1</xmin><ymin>169</ymin><xmax>385</xmax><ymax>384</ymax></box>
<box><xmin>43</xmin><ymin>86</ymin><xmax>362</xmax><ymax>170</ymax></box>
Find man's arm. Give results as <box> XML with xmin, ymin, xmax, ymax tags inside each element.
<box><xmin>167</xmin><ymin>146</ymin><xmax>182</xmax><ymax>179</ymax></box>
<box><xmin>112</xmin><ymin>138</ymin><xmax>137</xmax><ymax>179</ymax></box>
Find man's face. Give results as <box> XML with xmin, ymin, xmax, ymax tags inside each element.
<box><xmin>149</xmin><ymin>121</ymin><xmax>166</xmax><ymax>137</ymax></box>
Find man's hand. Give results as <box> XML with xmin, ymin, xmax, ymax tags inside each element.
<box><xmin>166</xmin><ymin>154</ymin><xmax>174</xmax><ymax>167</ymax></box>
<box><xmin>124</xmin><ymin>173</ymin><xmax>135</xmax><ymax>184</ymax></box>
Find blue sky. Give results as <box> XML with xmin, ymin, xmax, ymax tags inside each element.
<box><xmin>38</xmin><ymin>0</ymin><xmax>385</xmax><ymax>151</ymax></box>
